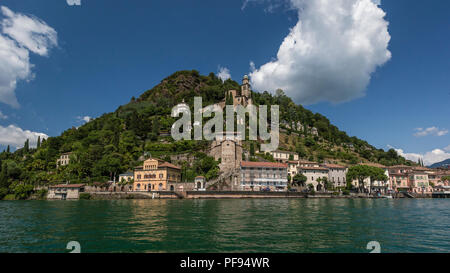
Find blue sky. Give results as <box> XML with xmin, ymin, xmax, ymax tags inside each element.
<box><xmin>0</xmin><ymin>0</ymin><xmax>449</xmax><ymax>165</ymax></box>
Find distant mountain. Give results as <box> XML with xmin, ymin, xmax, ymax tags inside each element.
<box><xmin>429</xmin><ymin>158</ymin><xmax>450</xmax><ymax>169</ymax></box>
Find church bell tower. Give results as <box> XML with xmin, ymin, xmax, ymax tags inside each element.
<box><xmin>241</xmin><ymin>75</ymin><xmax>251</xmax><ymax>98</ymax></box>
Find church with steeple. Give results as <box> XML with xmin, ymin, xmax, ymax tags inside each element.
<box><xmin>219</xmin><ymin>75</ymin><xmax>253</xmax><ymax>108</ymax></box>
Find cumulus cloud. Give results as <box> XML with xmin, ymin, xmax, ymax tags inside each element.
<box><xmin>77</xmin><ymin>116</ymin><xmax>92</xmax><ymax>123</ymax></box>
<box><xmin>249</xmin><ymin>0</ymin><xmax>391</xmax><ymax>104</ymax></box>
<box><xmin>413</xmin><ymin>127</ymin><xmax>448</xmax><ymax>137</ymax></box>
<box><xmin>0</xmin><ymin>6</ymin><xmax>57</xmax><ymax>108</ymax></box>
<box><xmin>390</xmin><ymin>146</ymin><xmax>450</xmax><ymax>166</ymax></box>
<box><xmin>67</xmin><ymin>0</ymin><xmax>82</xmax><ymax>6</ymax></box>
<box><xmin>0</xmin><ymin>110</ymin><xmax>7</xmax><ymax>119</ymax></box>
<box><xmin>217</xmin><ymin>66</ymin><xmax>231</xmax><ymax>82</ymax></box>
<box><xmin>0</xmin><ymin>124</ymin><xmax>48</xmax><ymax>149</ymax></box>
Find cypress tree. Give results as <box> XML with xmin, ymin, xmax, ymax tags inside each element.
<box><xmin>37</xmin><ymin>136</ymin><xmax>41</xmax><ymax>149</ymax></box>
<box><xmin>0</xmin><ymin>163</ymin><xmax>8</xmax><ymax>189</ymax></box>
<box><xmin>24</xmin><ymin>139</ymin><xmax>29</xmax><ymax>153</ymax></box>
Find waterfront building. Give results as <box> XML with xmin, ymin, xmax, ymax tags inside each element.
<box><xmin>388</xmin><ymin>165</ymin><xmax>412</xmax><ymax>192</ymax></box>
<box><xmin>195</xmin><ymin>176</ymin><xmax>206</xmax><ymax>191</ymax></box>
<box><xmin>323</xmin><ymin>164</ymin><xmax>347</xmax><ymax>189</ymax></box>
<box><xmin>410</xmin><ymin>167</ymin><xmax>432</xmax><ymax>194</ymax></box>
<box><xmin>269</xmin><ymin>150</ymin><xmax>299</xmax><ymax>163</ymax></box>
<box><xmin>298</xmin><ymin>165</ymin><xmax>329</xmax><ymax>191</ymax></box>
<box><xmin>56</xmin><ymin>152</ymin><xmax>72</xmax><ymax>168</ymax></box>
<box><xmin>119</xmin><ymin>172</ymin><xmax>134</xmax><ymax>183</ymax></box>
<box><xmin>288</xmin><ymin>161</ymin><xmax>299</xmax><ymax>182</ymax></box>
<box><xmin>240</xmin><ymin>161</ymin><xmax>288</xmax><ymax>191</ymax></box>
<box><xmin>47</xmin><ymin>184</ymin><xmax>85</xmax><ymax>200</ymax></box>
<box><xmin>298</xmin><ymin>160</ymin><xmax>320</xmax><ymax>168</ymax></box>
<box><xmin>133</xmin><ymin>158</ymin><xmax>181</xmax><ymax>192</ymax></box>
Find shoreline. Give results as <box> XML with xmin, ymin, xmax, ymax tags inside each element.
<box><xmin>75</xmin><ymin>191</ymin><xmax>435</xmax><ymax>200</ymax></box>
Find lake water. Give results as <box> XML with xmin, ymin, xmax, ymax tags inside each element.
<box><xmin>0</xmin><ymin>199</ymin><xmax>449</xmax><ymax>253</ymax></box>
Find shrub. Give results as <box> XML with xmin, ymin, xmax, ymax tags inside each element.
<box><xmin>37</xmin><ymin>189</ymin><xmax>48</xmax><ymax>200</ymax></box>
<box><xmin>13</xmin><ymin>184</ymin><xmax>34</xmax><ymax>200</ymax></box>
<box><xmin>342</xmin><ymin>189</ymin><xmax>350</xmax><ymax>196</ymax></box>
<box><xmin>3</xmin><ymin>194</ymin><xmax>16</xmax><ymax>200</ymax></box>
<box><xmin>79</xmin><ymin>193</ymin><xmax>91</xmax><ymax>200</ymax></box>
<box><xmin>0</xmin><ymin>188</ymin><xmax>8</xmax><ymax>200</ymax></box>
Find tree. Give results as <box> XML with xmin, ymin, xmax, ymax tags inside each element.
<box><xmin>369</xmin><ymin>167</ymin><xmax>388</xmax><ymax>194</ymax></box>
<box><xmin>346</xmin><ymin>165</ymin><xmax>388</xmax><ymax>194</ymax></box>
<box><xmin>346</xmin><ymin>165</ymin><xmax>373</xmax><ymax>193</ymax></box>
<box><xmin>37</xmin><ymin>136</ymin><xmax>41</xmax><ymax>149</ymax></box>
<box><xmin>24</xmin><ymin>139</ymin><xmax>30</xmax><ymax>153</ymax></box>
<box><xmin>316</xmin><ymin>177</ymin><xmax>329</xmax><ymax>192</ymax></box>
<box><xmin>292</xmin><ymin>173</ymin><xmax>307</xmax><ymax>187</ymax></box>
<box><xmin>441</xmin><ymin>176</ymin><xmax>450</xmax><ymax>182</ymax></box>
<box><xmin>0</xmin><ymin>162</ymin><xmax>10</xmax><ymax>192</ymax></box>
<box><xmin>250</xmin><ymin>143</ymin><xmax>255</xmax><ymax>156</ymax></box>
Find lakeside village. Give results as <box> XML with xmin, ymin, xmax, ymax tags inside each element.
<box><xmin>44</xmin><ymin>76</ymin><xmax>450</xmax><ymax>200</ymax></box>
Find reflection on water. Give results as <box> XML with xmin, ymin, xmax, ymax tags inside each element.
<box><xmin>0</xmin><ymin>199</ymin><xmax>449</xmax><ymax>253</ymax></box>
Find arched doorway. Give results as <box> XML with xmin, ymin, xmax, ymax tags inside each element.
<box><xmin>170</xmin><ymin>185</ymin><xmax>174</xmax><ymax>191</ymax></box>
<box><xmin>158</xmin><ymin>183</ymin><xmax>163</xmax><ymax>191</ymax></box>
<box><xmin>197</xmin><ymin>182</ymin><xmax>202</xmax><ymax>189</ymax></box>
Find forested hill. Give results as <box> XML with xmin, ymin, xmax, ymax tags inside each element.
<box><xmin>0</xmin><ymin>70</ymin><xmax>412</xmax><ymax>196</ymax></box>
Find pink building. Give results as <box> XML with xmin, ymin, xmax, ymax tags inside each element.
<box><xmin>388</xmin><ymin>165</ymin><xmax>412</xmax><ymax>192</ymax></box>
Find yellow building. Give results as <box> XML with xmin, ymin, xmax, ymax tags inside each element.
<box><xmin>133</xmin><ymin>158</ymin><xmax>182</xmax><ymax>191</ymax></box>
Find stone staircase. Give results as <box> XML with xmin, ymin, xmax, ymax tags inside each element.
<box><xmin>206</xmin><ymin>170</ymin><xmax>239</xmax><ymax>191</ymax></box>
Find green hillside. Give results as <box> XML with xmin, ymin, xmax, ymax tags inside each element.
<box><xmin>0</xmin><ymin>70</ymin><xmax>413</xmax><ymax>199</ymax></box>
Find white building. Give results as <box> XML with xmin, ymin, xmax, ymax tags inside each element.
<box><xmin>323</xmin><ymin>164</ymin><xmax>347</xmax><ymax>189</ymax></box>
<box><xmin>298</xmin><ymin>166</ymin><xmax>329</xmax><ymax>191</ymax></box>
<box><xmin>240</xmin><ymin>161</ymin><xmax>288</xmax><ymax>191</ymax></box>
<box><xmin>269</xmin><ymin>150</ymin><xmax>299</xmax><ymax>163</ymax></box>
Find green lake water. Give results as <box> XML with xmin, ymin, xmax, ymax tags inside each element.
<box><xmin>0</xmin><ymin>199</ymin><xmax>449</xmax><ymax>253</ymax></box>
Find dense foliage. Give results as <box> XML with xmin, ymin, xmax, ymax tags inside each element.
<box><xmin>0</xmin><ymin>70</ymin><xmax>410</xmax><ymax>199</ymax></box>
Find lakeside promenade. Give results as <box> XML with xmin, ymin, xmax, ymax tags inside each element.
<box><xmin>84</xmin><ymin>190</ymin><xmax>438</xmax><ymax>200</ymax></box>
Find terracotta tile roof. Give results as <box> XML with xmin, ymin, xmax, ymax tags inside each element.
<box><xmin>159</xmin><ymin>162</ymin><xmax>181</xmax><ymax>170</ymax></box>
<box><xmin>412</xmin><ymin>166</ymin><xmax>430</xmax><ymax>171</ymax></box>
<box><xmin>241</xmin><ymin>161</ymin><xmax>288</xmax><ymax>168</ymax></box>
<box><xmin>323</xmin><ymin>164</ymin><xmax>346</xmax><ymax>169</ymax></box>
<box><xmin>299</xmin><ymin>166</ymin><xmax>329</xmax><ymax>171</ymax></box>
<box><xmin>288</xmin><ymin>160</ymin><xmax>299</xmax><ymax>164</ymax></box>
<box><xmin>50</xmin><ymin>184</ymin><xmax>85</xmax><ymax>188</ymax></box>
<box><xmin>389</xmin><ymin>173</ymin><xmax>408</xmax><ymax>176</ymax></box>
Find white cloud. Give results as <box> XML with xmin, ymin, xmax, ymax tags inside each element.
<box><xmin>413</xmin><ymin>127</ymin><xmax>448</xmax><ymax>137</ymax></box>
<box><xmin>217</xmin><ymin>66</ymin><xmax>231</xmax><ymax>82</ymax></box>
<box><xmin>67</xmin><ymin>0</ymin><xmax>82</xmax><ymax>6</ymax></box>
<box><xmin>0</xmin><ymin>6</ymin><xmax>57</xmax><ymax>108</ymax></box>
<box><xmin>0</xmin><ymin>110</ymin><xmax>7</xmax><ymax>119</ymax></box>
<box><xmin>77</xmin><ymin>116</ymin><xmax>92</xmax><ymax>123</ymax></box>
<box><xmin>0</xmin><ymin>124</ymin><xmax>48</xmax><ymax>149</ymax></box>
<box><xmin>249</xmin><ymin>0</ymin><xmax>391</xmax><ymax>104</ymax></box>
<box><xmin>391</xmin><ymin>146</ymin><xmax>450</xmax><ymax>166</ymax></box>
